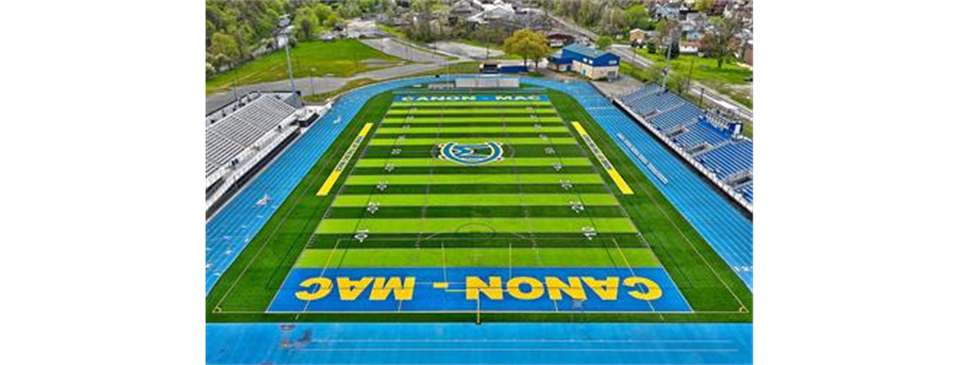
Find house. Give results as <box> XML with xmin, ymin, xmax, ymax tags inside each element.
<box><xmin>466</xmin><ymin>0</ymin><xmax>515</xmax><ymax>25</ymax></box>
<box><xmin>548</xmin><ymin>44</ymin><xmax>620</xmax><ymax>80</ymax></box>
<box><xmin>451</xmin><ymin>0</ymin><xmax>481</xmax><ymax>16</ymax></box>
<box><xmin>449</xmin><ymin>0</ymin><xmax>482</xmax><ymax>24</ymax></box>
<box><xmin>680</xmin><ymin>40</ymin><xmax>700</xmax><ymax>54</ymax></box>
<box><xmin>629</xmin><ymin>29</ymin><xmax>646</xmax><ymax>45</ymax></box>
<box><xmin>547</xmin><ymin>33</ymin><xmax>576</xmax><ymax>48</ymax></box>
<box><xmin>653</xmin><ymin>3</ymin><xmax>681</xmax><ymax>20</ymax></box>
<box><xmin>740</xmin><ymin>39</ymin><xmax>753</xmax><ymax>66</ymax></box>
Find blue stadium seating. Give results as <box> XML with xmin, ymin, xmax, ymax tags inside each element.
<box><xmin>649</xmin><ymin>104</ymin><xmax>701</xmax><ymax>132</ymax></box>
<box><xmin>697</xmin><ymin>140</ymin><xmax>753</xmax><ymax>180</ymax></box>
<box><xmin>673</xmin><ymin>119</ymin><xmax>731</xmax><ymax>149</ymax></box>
<box><xmin>619</xmin><ymin>85</ymin><xmax>752</xmax><ymax>196</ymax></box>
<box><xmin>738</xmin><ymin>182</ymin><xmax>753</xmax><ymax>203</ymax></box>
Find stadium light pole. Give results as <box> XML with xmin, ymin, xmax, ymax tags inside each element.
<box><xmin>661</xmin><ymin>29</ymin><xmax>677</xmax><ymax>92</ymax></box>
<box><xmin>232</xmin><ymin>60</ymin><xmax>240</xmax><ymax>105</ymax></box>
<box><xmin>284</xmin><ymin>33</ymin><xmax>296</xmax><ymax>94</ymax></box>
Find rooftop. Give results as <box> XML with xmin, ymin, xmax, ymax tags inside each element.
<box><xmin>563</xmin><ymin>44</ymin><xmax>614</xmax><ymax>59</ymax></box>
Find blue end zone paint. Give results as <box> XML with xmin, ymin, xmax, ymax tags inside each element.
<box><xmin>267</xmin><ymin>267</ymin><xmax>690</xmax><ymax>313</ymax></box>
<box><xmin>207</xmin><ymin>323</ymin><xmax>752</xmax><ymax>364</ymax></box>
<box><xmin>393</xmin><ymin>94</ymin><xmax>549</xmax><ymax>102</ymax></box>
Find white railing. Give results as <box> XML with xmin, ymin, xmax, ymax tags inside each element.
<box><xmin>610</xmin><ymin>96</ymin><xmax>753</xmax><ymax>213</ymax></box>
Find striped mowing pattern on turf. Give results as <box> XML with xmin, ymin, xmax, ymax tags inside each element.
<box><xmin>377</xmin><ymin>126</ymin><xmax>569</xmax><ymax>134</ymax></box>
<box><xmin>332</xmin><ymin>193</ymin><xmax>620</xmax><ymax>207</ymax></box>
<box><xmin>382</xmin><ymin>116</ymin><xmax>563</xmax><ymax>124</ymax></box>
<box><xmin>356</xmin><ymin>157</ymin><xmax>593</xmax><ymax>168</ymax></box>
<box><xmin>369</xmin><ymin>137</ymin><xmax>577</xmax><ymax>146</ymax></box>
<box><xmin>315</xmin><ymin>94</ymin><xmax>638</xmax><ymax>236</ymax></box>
<box><xmin>294</xmin><ymin>248</ymin><xmax>661</xmax><ymax>268</ymax></box>
<box><xmin>387</xmin><ymin>108</ymin><xmax>556</xmax><ymax>116</ymax></box>
<box><xmin>345</xmin><ymin>174</ymin><xmax>605</xmax><ymax>185</ymax></box>
<box><xmin>316</xmin><ymin>217</ymin><xmax>637</xmax><ymax>234</ymax></box>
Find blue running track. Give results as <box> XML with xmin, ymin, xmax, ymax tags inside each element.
<box><xmin>206</xmin><ymin>76</ymin><xmax>753</xmax><ymax>295</ymax></box>
<box><xmin>522</xmin><ymin>78</ymin><xmax>754</xmax><ymax>288</ymax></box>
<box><xmin>206</xmin><ymin>322</ymin><xmax>752</xmax><ymax>364</ymax></box>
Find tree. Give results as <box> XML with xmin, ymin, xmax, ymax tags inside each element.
<box><xmin>338</xmin><ymin>1</ymin><xmax>362</xmax><ymax>19</ymax></box>
<box><xmin>576</xmin><ymin>0</ymin><xmax>601</xmax><ymax>27</ymax></box>
<box><xmin>206</xmin><ymin>20</ymin><xmax>215</xmax><ymax>42</ymax></box>
<box><xmin>503</xmin><ymin>28</ymin><xmax>551</xmax><ymax>70</ymax></box>
<box><xmin>624</xmin><ymin>4</ymin><xmax>655</xmax><ymax>31</ymax></box>
<box><xmin>294</xmin><ymin>6</ymin><xmax>319</xmax><ymax>40</ymax></box>
<box><xmin>205</xmin><ymin>1</ymin><xmax>283</xmax><ymax>48</ymax></box>
<box><xmin>209</xmin><ymin>32</ymin><xmax>241</xmax><ymax>67</ymax></box>
<box><xmin>599</xmin><ymin>7</ymin><xmax>628</xmax><ymax>36</ymax></box>
<box><xmin>667</xmin><ymin>41</ymin><xmax>680</xmax><ymax>60</ymax></box>
<box><xmin>324</xmin><ymin>12</ymin><xmax>342</xmax><ymax>28</ymax></box>
<box><xmin>410</xmin><ymin>0</ymin><xmax>440</xmax><ymax>13</ymax></box>
<box><xmin>596</xmin><ymin>36</ymin><xmax>613</xmax><ymax>50</ymax></box>
<box><xmin>694</xmin><ymin>0</ymin><xmax>716</xmax><ymax>13</ymax></box>
<box><xmin>315</xmin><ymin>4</ymin><xmax>334</xmax><ymax>25</ymax></box>
<box><xmin>624</xmin><ymin>4</ymin><xmax>648</xmax><ymax>29</ymax></box>
<box><xmin>701</xmin><ymin>13</ymin><xmax>745</xmax><ymax>69</ymax></box>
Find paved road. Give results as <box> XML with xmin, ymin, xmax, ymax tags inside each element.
<box><xmin>361</xmin><ymin>38</ymin><xmax>450</xmax><ymax>63</ymax></box>
<box><xmin>207</xmin><ymin>38</ymin><xmax>465</xmax><ymax>114</ymax></box>
<box><xmin>548</xmin><ymin>14</ymin><xmax>600</xmax><ymax>41</ymax></box>
<box><xmin>610</xmin><ymin>45</ymin><xmax>754</xmax><ymax>122</ymax></box>
<box><xmin>429</xmin><ymin>41</ymin><xmax>504</xmax><ymax>60</ymax></box>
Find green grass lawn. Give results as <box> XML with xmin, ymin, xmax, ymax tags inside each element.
<box><xmin>377</xmin><ymin>24</ymin><xmax>407</xmax><ymax>39</ymax></box>
<box><xmin>634</xmin><ymin>48</ymin><xmax>752</xmax><ymax>86</ymax></box>
<box><xmin>206</xmin><ymin>40</ymin><xmax>403</xmax><ymax>94</ymax></box>
<box><xmin>630</xmin><ymin>48</ymin><xmax>753</xmax><ymax>111</ymax></box>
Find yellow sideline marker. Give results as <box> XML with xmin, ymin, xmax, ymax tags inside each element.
<box><xmin>570</xmin><ymin>122</ymin><xmax>633</xmax><ymax>195</ymax></box>
<box><xmin>317</xmin><ymin>123</ymin><xmax>374</xmax><ymax>196</ymax></box>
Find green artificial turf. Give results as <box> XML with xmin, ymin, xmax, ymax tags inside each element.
<box><xmin>294</xmin><ymin>247</ymin><xmax>661</xmax><ymax>268</ymax></box>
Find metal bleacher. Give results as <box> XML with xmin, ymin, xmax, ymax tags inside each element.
<box><xmin>619</xmin><ymin>85</ymin><xmax>753</xmax><ymax>205</ymax></box>
<box><xmin>205</xmin><ymin>94</ymin><xmax>299</xmax><ymax>181</ymax></box>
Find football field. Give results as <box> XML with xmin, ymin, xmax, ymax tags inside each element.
<box><xmin>206</xmin><ymin>89</ymin><xmax>752</xmax><ymax>322</ymax></box>
<box><xmin>268</xmin><ymin>94</ymin><xmax>689</xmax><ymax>313</ymax></box>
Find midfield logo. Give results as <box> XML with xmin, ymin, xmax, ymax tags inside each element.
<box><xmin>438</xmin><ymin>141</ymin><xmax>504</xmax><ymax>166</ymax></box>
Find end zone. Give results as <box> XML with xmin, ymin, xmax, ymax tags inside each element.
<box><xmin>267</xmin><ymin>267</ymin><xmax>691</xmax><ymax>313</ymax></box>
